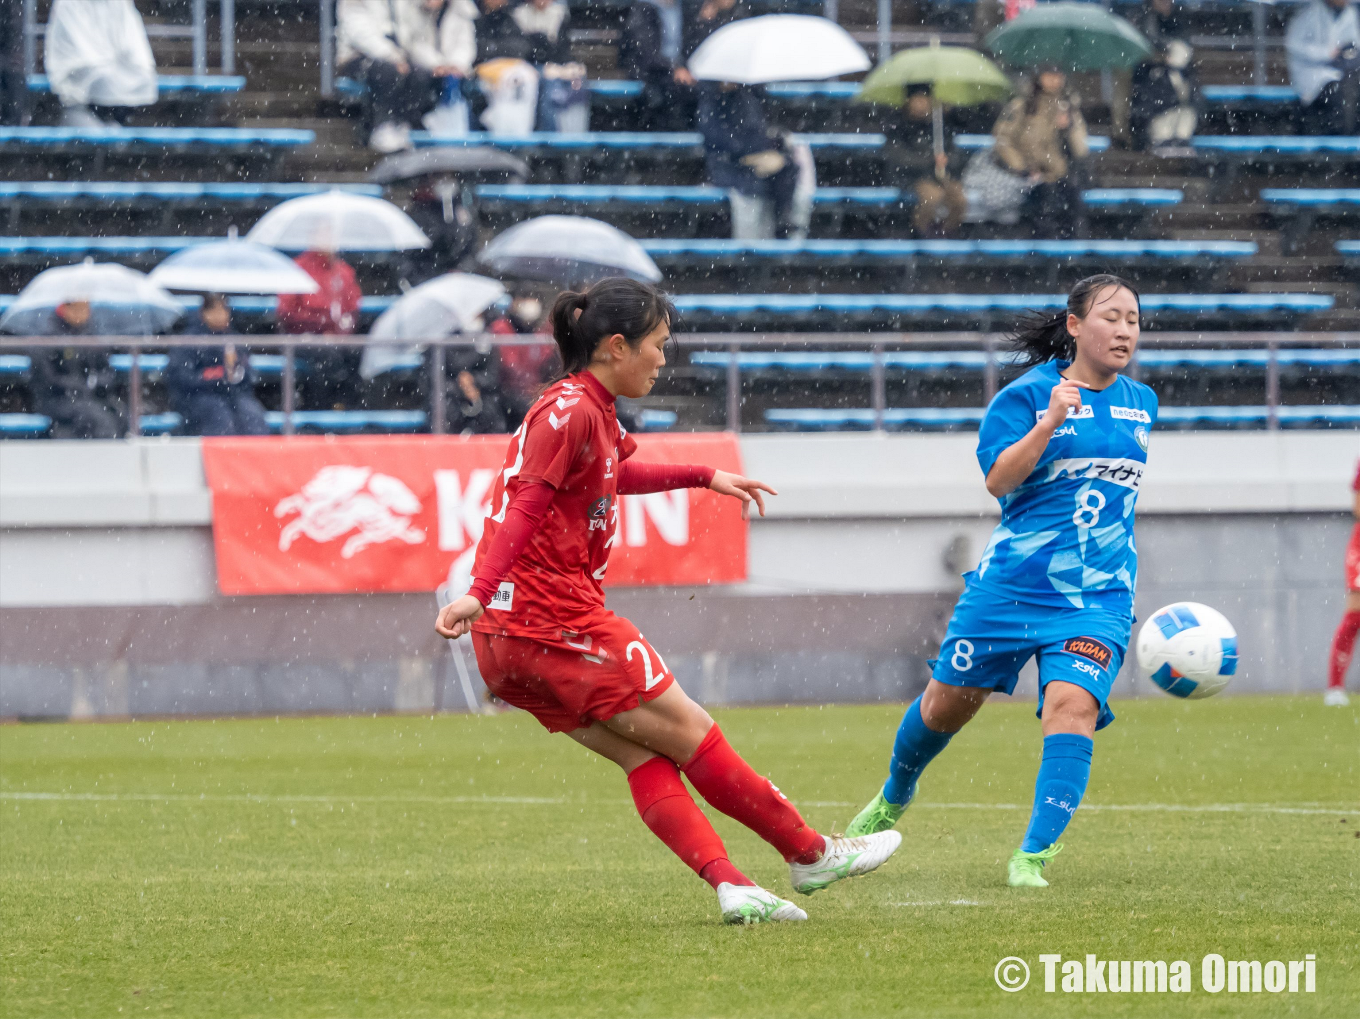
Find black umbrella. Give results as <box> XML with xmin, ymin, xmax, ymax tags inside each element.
<box><xmin>368</xmin><ymin>147</ymin><xmax>530</xmax><ymax>185</ymax></box>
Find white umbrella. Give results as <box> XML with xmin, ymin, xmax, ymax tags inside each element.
<box><xmin>476</xmin><ymin>216</ymin><xmax>661</xmax><ymax>286</ymax></box>
<box><xmin>0</xmin><ymin>261</ymin><xmax>182</xmax><ymax>335</ymax></box>
<box><xmin>245</xmin><ymin>190</ymin><xmax>430</xmax><ymax>252</ymax></box>
<box><xmin>149</xmin><ymin>238</ymin><xmax>319</xmax><ymax>294</ymax></box>
<box><xmin>688</xmin><ymin>15</ymin><xmax>871</xmax><ymax>84</ymax></box>
<box><xmin>360</xmin><ymin>273</ymin><xmax>507</xmax><ymax>380</ymax></box>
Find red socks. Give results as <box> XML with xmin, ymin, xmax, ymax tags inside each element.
<box><xmin>1329</xmin><ymin>611</ymin><xmax>1360</xmax><ymax>689</ymax></box>
<box><xmin>681</xmin><ymin>725</ymin><xmax>825</xmax><ymax>865</ymax></box>
<box><xmin>626</xmin><ymin>757</ymin><xmax>753</xmax><ymax>889</ymax></box>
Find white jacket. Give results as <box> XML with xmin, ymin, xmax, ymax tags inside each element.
<box><xmin>1286</xmin><ymin>0</ymin><xmax>1360</xmax><ymax>104</ymax></box>
<box><xmin>45</xmin><ymin>0</ymin><xmax>158</xmax><ymax>107</ymax></box>
<box><xmin>337</xmin><ymin>0</ymin><xmax>477</xmax><ymax>73</ymax></box>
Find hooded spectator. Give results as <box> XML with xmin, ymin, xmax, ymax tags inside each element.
<box><xmin>337</xmin><ymin>0</ymin><xmax>478</xmax><ymax>152</ymax></box>
<box><xmin>44</xmin><ymin>0</ymin><xmax>157</xmax><ymax>127</ymax></box>
<box><xmin>28</xmin><ymin>300</ymin><xmax>123</xmax><ymax>438</ymax></box>
<box><xmin>620</xmin><ymin>0</ymin><xmax>697</xmax><ymax>130</ymax></box>
<box><xmin>698</xmin><ymin>82</ymin><xmax>811</xmax><ymax>240</ymax></box>
<box><xmin>167</xmin><ymin>294</ymin><xmax>269</xmax><ymax>436</ymax></box>
<box><xmin>990</xmin><ymin>69</ymin><xmax>1089</xmax><ymax>238</ymax></box>
<box><xmin>1287</xmin><ymin>0</ymin><xmax>1360</xmax><ymax>135</ymax></box>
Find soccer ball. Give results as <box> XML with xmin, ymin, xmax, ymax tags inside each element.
<box><xmin>1136</xmin><ymin>602</ymin><xmax>1239</xmax><ymax>699</ymax></box>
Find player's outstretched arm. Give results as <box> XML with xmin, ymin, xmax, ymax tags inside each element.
<box><xmin>709</xmin><ymin>470</ymin><xmax>778</xmax><ymax>520</ymax></box>
<box><xmin>985</xmin><ymin>378</ymin><xmax>1089</xmax><ymax>498</ymax></box>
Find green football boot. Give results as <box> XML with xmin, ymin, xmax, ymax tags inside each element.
<box><xmin>844</xmin><ymin>785</ymin><xmax>912</xmax><ymax>838</ymax></box>
<box><xmin>1007</xmin><ymin>843</ymin><xmax>1064</xmax><ymax>887</ymax></box>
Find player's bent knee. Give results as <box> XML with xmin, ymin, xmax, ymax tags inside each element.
<box><xmin>920</xmin><ymin>680</ymin><xmax>988</xmax><ymax>733</ymax></box>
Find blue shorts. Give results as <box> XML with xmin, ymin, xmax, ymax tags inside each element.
<box><xmin>929</xmin><ymin>583</ymin><xmax>1132</xmax><ymax>731</ymax></box>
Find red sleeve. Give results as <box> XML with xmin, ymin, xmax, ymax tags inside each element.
<box><xmin>467</xmin><ymin>481</ymin><xmax>555</xmax><ymax>607</ymax></box>
<box><xmin>1353</xmin><ymin>460</ymin><xmax>1359</xmax><ymax>492</ymax></box>
<box><xmin>617</xmin><ymin>460</ymin><xmax>715</xmax><ymax>494</ymax></box>
<box><xmin>517</xmin><ymin>401</ymin><xmax>590</xmax><ymax>488</ymax></box>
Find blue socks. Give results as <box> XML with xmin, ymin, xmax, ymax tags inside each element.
<box><xmin>1021</xmin><ymin>733</ymin><xmax>1094</xmax><ymax>853</ymax></box>
<box><xmin>882</xmin><ymin>696</ymin><xmax>955</xmax><ymax>806</ymax></box>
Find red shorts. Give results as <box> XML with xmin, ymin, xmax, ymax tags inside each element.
<box><xmin>1347</xmin><ymin>522</ymin><xmax>1360</xmax><ymax>591</ymax></box>
<box><xmin>471</xmin><ymin>615</ymin><xmax>675</xmax><ymax>733</ymax></box>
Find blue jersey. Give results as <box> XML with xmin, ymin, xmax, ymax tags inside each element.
<box><xmin>971</xmin><ymin>360</ymin><xmax>1158</xmax><ymax>615</ymax></box>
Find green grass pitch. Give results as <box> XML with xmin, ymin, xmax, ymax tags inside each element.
<box><xmin>2</xmin><ymin>694</ymin><xmax>1356</xmax><ymax>1017</ymax></box>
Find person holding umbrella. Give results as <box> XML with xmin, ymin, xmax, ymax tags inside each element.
<box><xmin>883</xmin><ymin>85</ymin><xmax>969</xmax><ymax>237</ymax></box>
<box><xmin>277</xmin><ymin>247</ymin><xmax>364</xmax><ymax>412</ymax></box>
<box><xmin>990</xmin><ymin>68</ymin><xmax>1090</xmax><ymax>238</ymax></box>
<box><xmin>28</xmin><ymin>301</ymin><xmax>123</xmax><ymax>439</ymax></box>
<box><xmin>167</xmin><ymin>295</ymin><xmax>269</xmax><ymax>437</ymax></box>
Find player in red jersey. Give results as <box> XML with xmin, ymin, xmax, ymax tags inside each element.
<box><xmin>435</xmin><ymin>277</ymin><xmax>901</xmax><ymax>924</ymax></box>
<box><xmin>1324</xmin><ymin>459</ymin><xmax>1360</xmax><ymax>706</ymax></box>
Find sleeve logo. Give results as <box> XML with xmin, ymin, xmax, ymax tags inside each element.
<box><xmin>1037</xmin><ymin>405</ymin><xmax>1094</xmax><ymax>422</ymax></box>
<box><xmin>1063</xmin><ymin>637</ymin><xmax>1113</xmax><ymax>669</ymax></box>
<box><xmin>1110</xmin><ymin>406</ymin><xmax>1152</xmax><ymax>423</ymax></box>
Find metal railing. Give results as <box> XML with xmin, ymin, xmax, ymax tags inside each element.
<box><xmin>3</xmin><ymin>331</ymin><xmax>1356</xmax><ymax>438</ymax></box>
<box><xmin>22</xmin><ymin>0</ymin><xmax>236</xmax><ymax>80</ymax></box>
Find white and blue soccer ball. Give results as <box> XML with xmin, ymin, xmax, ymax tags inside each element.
<box><xmin>1136</xmin><ymin>602</ymin><xmax>1239</xmax><ymax>699</ymax></box>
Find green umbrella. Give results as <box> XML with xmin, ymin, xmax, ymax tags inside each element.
<box><xmin>857</xmin><ymin>43</ymin><xmax>1014</xmax><ymax>108</ymax></box>
<box><xmin>985</xmin><ymin>2</ymin><xmax>1151</xmax><ymax>72</ymax></box>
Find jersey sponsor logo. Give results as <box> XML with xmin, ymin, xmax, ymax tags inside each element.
<box><xmin>588</xmin><ymin>495</ymin><xmax>613</xmax><ymax>531</ymax></box>
<box><xmin>1110</xmin><ymin>406</ymin><xmax>1152</xmax><ymax>423</ymax></box>
<box><xmin>1036</xmin><ymin>405</ymin><xmax>1094</xmax><ymax>422</ymax></box>
<box><xmin>275</xmin><ymin>465</ymin><xmax>426</xmax><ymax>559</ymax></box>
<box><xmin>1063</xmin><ymin>636</ymin><xmax>1113</xmax><ymax>669</ymax></box>
<box><xmin>488</xmin><ymin>581</ymin><xmax>514</xmax><ymax>611</ymax></box>
<box><xmin>1044</xmin><ymin>457</ymin><xmax>1144</xmax><ymax>491</ymax></box>
<box><xmin>1052</xmin><ymin>424</ymin><xmax>1078</xmax><ymax>438</ymax></box>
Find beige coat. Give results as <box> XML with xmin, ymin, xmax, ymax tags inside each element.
<box><xmin>992</xmin><ymin>90</ymin><xmax>1090</xmax><ymax>184</ymax></box>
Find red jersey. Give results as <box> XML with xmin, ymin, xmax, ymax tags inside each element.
<box><xmin>470</xmin><ymin>371</ymin><xmax>636</xmax><ymax>640</ymax></box>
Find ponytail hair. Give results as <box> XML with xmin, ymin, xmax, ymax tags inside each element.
<box><xmin>1009</xmin><ymin>273</ymin><xmax>1140</xmax><ymax>368</ymax></box>
<box><xmin>548</xmin><ymin>277</ymin><xmax>677</xmax><ymax>380</ymax></box>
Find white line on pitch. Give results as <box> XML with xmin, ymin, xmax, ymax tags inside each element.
<box><xmin>1</xmin><ymin>792</ymin><xmax>1354</xmax><ymax>816</ymax></box>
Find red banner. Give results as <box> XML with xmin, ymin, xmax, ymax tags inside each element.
<box><xmin>201</xmin><ymin>434</ymin><xmax>747</xmax><ymax>596</ymax></box>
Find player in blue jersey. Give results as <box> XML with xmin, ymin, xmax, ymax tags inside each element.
<box><xmin>844</xmin><ymin>275</ymin><xmax>1157</xmax><ymax>888</ymax></box>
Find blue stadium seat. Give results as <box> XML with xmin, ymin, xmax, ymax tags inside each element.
<box><xmin>1158</xmin><ymin>406</ymin><xmax>1360</xmax><ymax>427</ymax></box>
<box><xmin>138</xmin><ymin>412</ymin><xmax>184</xmax><ymax>435</ymax></box>
<box><xmin>0</xmin><ymin>353</ymin><xmax>32</xmax><ymax>376</ymax></box>
<box><xmin>1193</xmin><ymin>136</ymin><xmax>1360</xmax><ymax>155</ymax></box>
<box><xmin>0</xmin><ymin>127</ymin><xmax>315</xmax><ymax>149</ymax></box>
<box><xmin>955</xmin><ymin>134</ymin><xmax>1112</xmax><ymax>152</ymax></box>
<box><xmin>1080</xmin><ymin>189</ymin><xmax>1183</xmax><ymax>207</ymax></box>
<box><xmin>27</xmin><ymin>74</ymin><xmax>247</xmax><ymax>95</ymax></box>
<box><xmin>339</xmin><ymin>77</ymin><xmax>857</xmax><ymax>102</ymax></box>
<box><xmin>690</xmin><ymin>351</ymin><xmax>989</xmax><ymax>371</ymax></box>
<box><xmin>264</xmin><ymin>410</ymin><xmax>427</xmax><ymax>433</ymax></box>
<box><xmin>411</xmin><ymin>130</ymin><xmax>885</xmax><ymax>151</ymax></box>
<box><xmin>764</xmin><ymin>82</ymin><xmax>862</xmax><ymax>99</ymax></box>
<box><xmin>1261</xmin><ymin>189</ymin><xmax>1360</xmax><ymax>252</ymax></box>
<box><xmin>765</xmin><ymin>407</ymin><xmax>986</xmax><ymax>431</ymax></box>
<box><xmin>0</xmin><ymin>413</ymin><xmax>52</xmax><ymax>437</ymax></box>
<box><xmin>475</xmin><ymin>183</ymin><xmax>903</xmax><ymax>207</ymax></box>
<box><xmin>1201</xmin><ymin>85</ymin><xmax>1299</xmax><ymax>105</ymax></box>
<box><xmin>643</xmin><ymin>237</ymin><xmax>1231</xmax><ymax>267</ymax></box>
<box><xmin>1339</xmin><ymin>240</ymin><xmax>1360</xmax><ymax>262</ymax></box>
<box><xmin>0</xmin><ymin>183</ymin><xmax>380</xmax><ymax>219</ymax></box>
<box><xmin>636</xmin><ymin>409</ymin><xmax>678</xmax><ymax>430</ymax></box>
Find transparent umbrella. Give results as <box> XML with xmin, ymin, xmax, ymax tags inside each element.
<box><xmin>149</xmin><ymin>236</ymin><xmax>319</xmax><ymax>294</ymax></box>
<box><xmin>477</xmin><ymin>216</ymin><xmax>661</xmax><ymax>286</ymax></box>
<box><xmin>688</xmin><ymin>15</ymin><xmax>871</xmax><ymax>84</ymax></box>
<box><xmin>245</xmin><ymin>190</ymin><xmax>430</xmax><ymax>251</ymax></box>
<box><xmin>0</xmin><ymin>260</ymin><xmax>183</xmax><ymax>335</ymax></box>
<box><xmin>360</xmin><ymin>273</ymin><xmax>507</xmax><ymax>380</ymax></box>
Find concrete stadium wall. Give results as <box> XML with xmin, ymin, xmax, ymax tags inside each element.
<box><xmin>1</xmin><ymin>432</ymin><xmax>1355</xmax><ymax>719</ymax></box>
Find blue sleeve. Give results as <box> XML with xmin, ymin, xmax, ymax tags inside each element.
<box><xmin>976</xmin><ymin>382</ymin><xmax>1037</xmax><ymax>478</ymax></box>
<box><xmin>1145</xmin><ymin>383</ymin><xmax>1159</xmax><ymax>428</ymax></box>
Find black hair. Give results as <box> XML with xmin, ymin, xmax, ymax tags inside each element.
<box><xmin>202</xmin><ymin>292</ymin><xmax>229</xmax><ymax>313</ymax></box>
<box><xmin>1009</xmin><ymin>274</ymin><xmax>1140</xmax><ymax>368</ymax></box>
<box><xmin>548</xmin><ymin>277</ymin><xmax>676</xmax><ymax>379</ymax></box>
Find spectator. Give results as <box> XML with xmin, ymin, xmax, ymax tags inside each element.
<box><xmin>697</xmin><ymin>82</ymin><xmax>812</xmax><ymax>240</ymax></box>
<box><xmin>883</xmin><ymin>85</ymin><xmax>968</xmax><ymax>237</ymax></box>
<box><xmin>1131</xmin><ymin>39</ymin><xmax>1199</xmax><ymax>149</ymax></box>
<box><xmin>620</xmin><ymin>0</ymin><xmax>697</xmax><ymax>131</ymax></box>
<box><xmin>990</xmin><ymin>69</ymin><xmax>1089</xmax><ymax>238</ymax></box>
<box><xmin>167</xmin><ymin>295</ymin><xmax>269</xmax><ymax>436</ymax></box>
<box><xmin>276</xmin><ymin>249</ymin><xmax>364</xmax><ymax>411</ymax></box>
<box><xmin>488</xmin><ymin>293</ymin><xmax>557</xmax><ymax>425</ymax></box>
<box><xmin>682</xmin><ymin>0</ymin><xmax>747</xmax><ymax>59</ymax></box>
<box><xmin>1287</xmin><ymin>0</ymin><xmax>1360</xmax><ymax>135</ymax></box>
<box><xmin>1</xmin><ymin>0</ymin><xmax>30</xmax><ymax>126</ymax></box>
<box><xmin>448</xmin><ymin>362</ymin><xmax>510</xmax><ymax>433</ymax></box>
<box><xmin>28</xmin><ymin>301</ymin><xmax>122</xmax><ymax>439</ymax></box>
<box><xmin>337</xmin><ymin>0</ymin><xmax>478</xmax><ymax>152</ymax></box>
<box><xmin>476</xmin><ymin>0</ymin><xmax>531</xmax><ymax>62</ymax></box>
<box><xmin>513</xmin><ymin>0</ymin><xmax>590</xmax><ymax>131</ymax></box>
<box><xmin>1138</xmin><ymin>0</ymin><xmax>1188</xmax><ymax>51</ymax></box>
<box><xmin>44</xmin><ymin>0</ymin><xmax>157</xmax><ymax>128</ymax></box>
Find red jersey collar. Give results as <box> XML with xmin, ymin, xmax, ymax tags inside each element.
<box><xmin>572</xmin><ymin>370</ymin><xmax>615</xmax><ymax>410</ymax></box>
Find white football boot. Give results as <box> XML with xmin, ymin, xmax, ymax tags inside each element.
<box><xmin>1323</xmin><ymin>688</ymin><xmax>1350</xmax><ymax>707</ymax></box>
<box><xmin>716</xmin><ymin>883</ymin><xmax>807</xmax><ymax>925</ymax></box>
<box><xmin>789</xmin><ymin>831</ymin><xmax>902</xmax><ymax>895</ymax></box>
